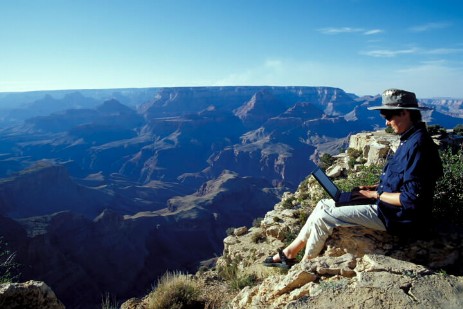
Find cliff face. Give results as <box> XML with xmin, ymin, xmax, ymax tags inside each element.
<box><xmin>0</xmin><ymin>162</ymin><xmax>116</xmax><ymax>218</ymax></box>
<box><xmin>0</xmin><ymin>171</ymin><xmax>281</xmax><ymax>308</ymax></box>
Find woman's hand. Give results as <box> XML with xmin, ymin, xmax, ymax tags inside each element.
<box><xmin>358</xmin><ymin>189</ymin><xmax>380</xmax><ymax>200</ymax></box>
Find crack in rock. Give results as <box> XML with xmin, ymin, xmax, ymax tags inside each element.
<box><xmin>400</xmin><ymin>283</ymin><xmax>418</xmax><ymax>302</ymax></box>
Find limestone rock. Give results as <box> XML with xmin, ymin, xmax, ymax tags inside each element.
<box><xmin>348</xmin><ymin>130</ymin><xmax>400</xmax><ymax>166</ymax></box>
<box><xmin>233</xmin><ymin>226</ymin><xmax>248</xmax><ymax>236</ymax></box>
<box><xmin>226</xmin><ymin>217</ymin><xmax>463</xmax><ymax>308</ymax></box>
<box><xmin>0</xmin><ymin>280</ymin><xmax>64</xmax><ymax>309</ymax></box>
<box><xmin>273</xmin><ymin>269</ymin><xmax>317</xmax><ymax>296</ymax></box>
<box><xmin>326</xmin><ymin>165</ymin><xmax>343</xmax><ymax>178</ymax></box>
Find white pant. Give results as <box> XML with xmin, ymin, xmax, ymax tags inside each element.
<box><xmin>297</xmin><ymin>199</ymin><xmax>386</xmax><ymax>258</ymax></box>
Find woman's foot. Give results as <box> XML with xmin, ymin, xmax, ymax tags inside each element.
<box><xmin>263</xmin><ymin>249</ymin><xmax>297</xmax><ymax>269</ymax></box>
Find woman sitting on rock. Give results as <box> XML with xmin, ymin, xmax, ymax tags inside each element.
<box><xmin>264</xmin><ymin>89</ymin><xmax>443</xmax><ymax>269</ymax></box>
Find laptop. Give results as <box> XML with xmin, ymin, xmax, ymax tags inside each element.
<box><xmin>311</xmin><ymin>167</ymin><xmax>375</xmax><ymax>206</ymax></box>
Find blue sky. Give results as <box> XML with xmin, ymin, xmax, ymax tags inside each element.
<box><xmin>1</xmin><ymin>0</ymin><xmax>462</xmax><ymax>97</ymax></box>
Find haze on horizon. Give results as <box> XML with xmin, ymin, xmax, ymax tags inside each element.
<box><xmin>1</xmin><ymin>0</ymin><xmax>463</xmax><ymax>98</ymax></box>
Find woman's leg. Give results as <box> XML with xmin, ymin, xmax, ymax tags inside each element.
<box><xmin>269</xmin><ymin>199</ymin><xmax>385</xmax><ymax>262</ymax></box>
<box><xmin>269</xmin><ymin>200</ymin><xmax>327</xmax><ymax>262</ymax></box>
<box><xmin>303</xmin><ymin>199</ymin><xmax>386</xmax><ymax>259</ymax></box>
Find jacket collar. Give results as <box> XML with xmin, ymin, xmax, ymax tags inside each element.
<box><xmin>400</xmin><ymin>122</ymin><xmax>426</xmax><ymax>141</ymax></box>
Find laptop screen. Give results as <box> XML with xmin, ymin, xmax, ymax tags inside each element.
<box><xmin>311</xmin><ymin>167</ymin><xmax>340</xmax><ymax>199</ymax></box>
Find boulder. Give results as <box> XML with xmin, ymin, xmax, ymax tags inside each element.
<box><xmin>0</xmin><ymin>280</ymin><xmax>64</xmax><ymax>309</ymax></box>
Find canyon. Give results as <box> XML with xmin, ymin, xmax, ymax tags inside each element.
<box><xmin>0</xmin><ymin>86</ymin><xmax>461</xmax><ymax>307</ymax></box>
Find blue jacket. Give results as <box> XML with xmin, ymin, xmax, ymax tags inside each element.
<box><xmin>377</xmin><ymin>122</ymin><xmax>443</xmax><ymax>234</ymax></box>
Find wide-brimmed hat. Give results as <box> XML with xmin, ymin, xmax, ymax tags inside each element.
<box><xmin>368</xmin><ymin>89</ymin><xmax>431</xmax><ymax>110</ymax></box>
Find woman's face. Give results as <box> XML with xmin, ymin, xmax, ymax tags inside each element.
<box><xmin>382</xmin><ymin>110</ymin><xmax>412</xmax><ymax>134</ymax></box>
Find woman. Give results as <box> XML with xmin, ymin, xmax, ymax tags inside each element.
<box><xmin>264</xmin><ymin>89</ymin><xmax>443</xmax><ymax>269</ymax></box>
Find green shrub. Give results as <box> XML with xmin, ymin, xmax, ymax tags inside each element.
<box><xmin>433</xmin><ymin>148</ymin><xmax>463</xmax><ymax>224</ymax></box>
<box><xmin>281</xmin><ymin>195</ymin><xmax>297</xmax><ymax>209</ymax></box>
<box><xmin>385</xmin><ymin>126</ymin><xmax>394</xmax><ymax>134</ymax></box>
<box><xmin>319</xmin><ymin>153</ymin><xmax>335</xmax><ymax>171</ymax></box>
<box><xmin>217</xmin><ymin>260</ymin><xmax>258</xmax><ymax>291</ymax></box>
<box><xmin>346</xmin><ymin>148</ymin><xmax>365</xmax><ymax>168</ymax></box>
<box><xmin>346</xmin><ymin>148</ymin><xmax>363</xmax><ymax>159</ymax></box>
<box><xmin>335</xmin><ymin>164</ymin><xmax>384</xmax><ymax>192</ymax></box>
<box><xmin>294</xmin><ymin>209</ymin><xmax>309</xmax><ymax>227</ymax></box>
<box><xmin>147</xmin><ymin>271</ymin><xmax>202</xmax><ymax>309</ymax></box>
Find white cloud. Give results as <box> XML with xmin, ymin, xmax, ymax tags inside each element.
<box><xmin>361</xmin><ymin>46</ymin><xmax>463</xmax><ymax>58</ymax></box>
<box><xmin>409</xmin><ymin>22</ymin><xmax>451</xmax><ymax>32</ymax></box>
<box><xmin>425</xmin><ymin>48</ymin><xmax>463</xmax><ymax>55</ymax></box>
<box><xmin>361</xmin><ymin>48</ymin><xmax>418</xmax><ymax>58</ymax></box>
<box><xmin>363</xmin><ymin>29</ymin><xmax>383</xmax><ymax>35</ymax></box>
<box><xmin>318</xmin><ymin>27</ymin><xmax>364</xmax><ymax>34</ymax></box>
<box><xmin>318</xmin><ymin>27</ymin><xmax>383</xmax><ymax>35</ymax></box>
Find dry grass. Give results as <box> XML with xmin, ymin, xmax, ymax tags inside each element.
<box><xmin>146</xmin><ymin>271</ymin><xmax>203</xmax><ymax>309</ymax></box>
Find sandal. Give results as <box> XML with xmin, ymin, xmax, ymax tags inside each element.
<box><xmin>263</xmin><ymin>249</ymin><xmax>297</xmax><ymax>269</ymax></box>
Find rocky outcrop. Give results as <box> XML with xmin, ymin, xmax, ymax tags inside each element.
<box><xmin>214</xmin><ymin>130</ymin><xmax>463</xmax><ymax>308</ymax></box>
<box><xmin>0</xmin><ymin>280</ymin><xmax>64</xmax><ymax>309</ymax></box>
<box><xmin>348</xmin><ymin>130</ymin><xmax>400</xmax><ymax>165</ymax></box>
<box><xmin>223</xmin><ymin>191</ymin><xmax>463</xmax><ymax>308</ymax></box>
<box><xmin>230</xmin><ymin>252</ymin><xmax>463</xmax><ymax>309</ymax></box>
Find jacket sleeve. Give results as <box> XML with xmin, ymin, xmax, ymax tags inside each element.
<box><xmin>399</xmin><ymin>140</ymin><xmax>438</xmax><ymax>213</ymax></box>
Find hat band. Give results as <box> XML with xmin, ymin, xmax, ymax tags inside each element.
<box><xmin>384</xmin><ymin>102</ymin><xmax>418</xmax><ymax>107</ymax></box>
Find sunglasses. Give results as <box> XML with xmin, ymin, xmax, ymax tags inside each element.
<box><xmin>381</xmin><ymin>111</ymin><xmax>401</xmax><ymax>121</ymax></box>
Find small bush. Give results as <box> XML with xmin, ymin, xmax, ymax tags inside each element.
<box><xmin>217</xmin><ymin>260</ymin><xmax>258</xmax><ymax>291</ymax></box>
<box><xmin>346</xmin><ymin>148</ymin><xmax>362</xmax><ymax>159</ymax></box>
<box><xmin>346</xmin><ymin>148</ymin><xmax>365</xmax><ymax>168</ymax></box>
<box><xmin>147</xmin><ymin>271</ymin><xmax>202</xmax><ymax>309</ymax></box>
<box><xmin>433</xmin><ymin>148</ymin><xmax>463</xmax><ymax>224</ymax></box>
<box><xmin>335</xmin><ymin>164</ymin><xmax>384</xmax><ymax>192</ymax></box>
<box><xmin>319</xmin><ymin>153</ymin><xmax>335</xmax><ymax>171</ymax></box>
<box><xmin>294</xmin><ymin>209</ymin><xmax>309</xmax><ymax>227</ymax></box>
<box><xmin>348</xmin><ymin>157</ymin><xmax>357</xmax><ymax>169</ymax></box>
<box><xmin>282</xmin><ymin>196</ymin><xmax>296</xmax><ymax>209</ymax></box>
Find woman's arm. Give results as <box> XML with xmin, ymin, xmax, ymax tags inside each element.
<box><xmin>377</xmin><ymin>191</ymin><xmax>401</xmax><ymax>206</ymax></box>
<box><xmin>358</xmin><ymin>189</ymin><xmax>402</xmax><ymax>206</ymax></box>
